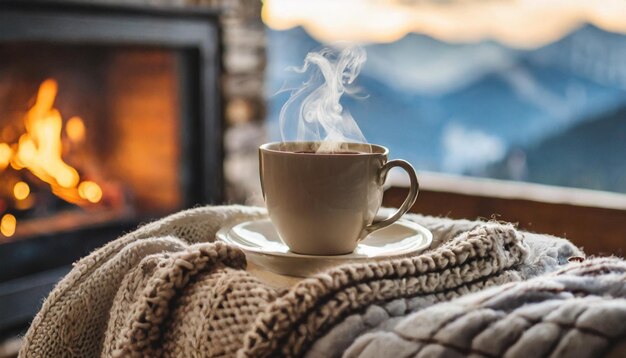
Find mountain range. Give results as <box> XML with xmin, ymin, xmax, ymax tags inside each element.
<box><xmin>265</xmin><ymin>24</ymin><xmax>626</xmax><ymax>193</ymax></box>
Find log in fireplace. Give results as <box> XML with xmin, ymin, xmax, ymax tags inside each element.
<box><xmin>0</xmin><ymin>1</ymin><xmax>222</xmax><ymax>337</ymax></box>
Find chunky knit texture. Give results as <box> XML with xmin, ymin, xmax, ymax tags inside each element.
<box><xmin>345</xmin><ymin>257</ymin><xmax>626</xmax><ymax>358</ymax></box>
<box><xmin>19</xmin><ymin>205</ymin><xmax>582</xmax><ymax>357</ymax></box>
<box><xmin>240</xmin><ymin>223</ymin><xmax>528</xmax><ymax>357</ymax></box>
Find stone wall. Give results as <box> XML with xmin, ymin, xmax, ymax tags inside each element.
<box><xmin>193</xmin><ymin>0</ymin><xmax>267</xmax><ymax>204</ymax></box>
<box><xmin>189</xmin><ymin>0</ymin><xmax>267</xmax><ymax>203</ymax></box>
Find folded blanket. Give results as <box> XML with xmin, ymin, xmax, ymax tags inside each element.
<box><xmin>19</xmin><ymin>205</ymin><xmax>582</xmax><ymax>357</ymax></box>
<box><xmin>345</xmin><ymin>257</ymin><xmax>626</xmax><ymax>358</ymax></box>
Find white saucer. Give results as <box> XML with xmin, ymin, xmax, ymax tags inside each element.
<box><xmin>216</xmin><ymin>218</ymin><xmax>432</xmax><ymax>277</ymax></box>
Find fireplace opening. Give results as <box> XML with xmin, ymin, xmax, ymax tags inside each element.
<box><xmin>0</xmin><ymin>44</ymin><xmax>184</xmax><ymax>241</ymax></box>
<box><xmin>0</xmin><ymin>2</ymin><xmax>222</xmax><ymax>338</ymax></box>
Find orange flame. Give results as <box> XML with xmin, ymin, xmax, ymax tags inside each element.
<box><xmin>0</xmin><ymin>79</ymin><xmax>105</xmax><ymax>238</ymax></box>
<box><xmin>2</xmin><ymin>79</ymin><xmax>102</xmax><ymax>206</ymax></box>
<box><xmin>13</xmin><ymin>79</ymin><xmax>81</xmax><ymax>188</ymax></box>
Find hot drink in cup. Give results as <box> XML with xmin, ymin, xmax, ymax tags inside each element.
<box><xmin>259</xmin><ymin>141</ymin><xmax>418</xmax><ymax>255</ymax></box>
<box><xmin>263</xmin><ymin>46</ymin><xmax>419</xmax><ymax>254</ymax></box>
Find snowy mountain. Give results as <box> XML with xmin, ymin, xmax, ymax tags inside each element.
<box><xmin>265</xmin><ymin>25</ymin><xmax>626</xmax><ymax>192</ymax></box>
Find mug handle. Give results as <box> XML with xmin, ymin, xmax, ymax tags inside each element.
<box><xmin>360</xmin><ymin>159</ymin><xmax>419</xmax><ymax>240</ymax></box>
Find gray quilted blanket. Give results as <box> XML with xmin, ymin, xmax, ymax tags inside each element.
<box><xmin>323</xmin><ymin>257</ymin><xmax>626</xmax><ymax>358</ymax></box>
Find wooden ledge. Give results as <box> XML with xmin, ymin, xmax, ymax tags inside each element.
<box><xmin>384</xmin><ymin>171</ymin><xmax>626</xmax><ymax>256</ymax></box>
<box><xmin>386</xmin><ymin>171</ymin><xmax>626</xmax><ymax>210</ymax></box>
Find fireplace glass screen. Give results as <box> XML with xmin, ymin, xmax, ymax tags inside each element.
<box><xmin>0</xmin><ymin>44</ymin><xmax>184</xmax><ymax>241</ymax></box>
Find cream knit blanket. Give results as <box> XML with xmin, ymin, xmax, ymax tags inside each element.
<box><xmin>19</xmin><ymin>205</ymin><xmax>582</xmax><ymax>357</ymax></box>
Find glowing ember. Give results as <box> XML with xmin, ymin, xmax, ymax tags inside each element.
<box><xmin>1</xmin><ymin>79</ymin><xmax>104</xmax><ymax>238</ymax></box>
<box><xmin>66</xmin><ymin>116</ymin><xmax>86</xmax><ymax>143</ymax></box>
<box><xmin>78</xmin><ymin>181</ymin><xmax>103</xmax><ymax>204</ymax></box>
<box><xmin>1</xmin><ymin>214</ymin><xmax>16</xmax><ymax>238</ymax></box>
<box><xmin>13</xmin><ymin>181</ymin><xmax>30</xmax><ymax>201</ymax></box>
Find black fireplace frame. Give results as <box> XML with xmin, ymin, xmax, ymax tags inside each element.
<box><xmin>0</xmin><ymin>1</ymin><xmax>223</xmax><ymax>337</ymax></box>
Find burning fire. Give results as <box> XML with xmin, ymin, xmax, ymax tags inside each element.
<box><xmin>0</xmin><ymin>79</ymin><xmax>103</xmax><ymax>238</ymax></box>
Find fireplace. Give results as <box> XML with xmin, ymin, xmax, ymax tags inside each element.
<box><xmin>0</xmin><ymin>1</ymin><xmax>222</xmax><ymax>337</ymax></box>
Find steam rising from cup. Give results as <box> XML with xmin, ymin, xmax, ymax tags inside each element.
<box><xmin>279</xmin><ymin>45</ymin><xmax>370</xmax><ymax>153</ymax></box>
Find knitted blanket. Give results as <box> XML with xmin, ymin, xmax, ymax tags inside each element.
<box><xmin>20</xmin><ymin>205</ymin><xmax>583</xmax><ymax>357</ymax></box>
<box><xmin>344</xmin><ymin>257</ymin><xmax>626</xmax><ymax>358</ymax></box>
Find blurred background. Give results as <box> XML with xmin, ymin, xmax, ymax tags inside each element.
<box><xmin>229</xmin><ymin>0</ymin><xmax>626</xmax><ymax>257</ymax></box>
<box><xmin>261</xmin><ymin>0</ymin><xmax>626</xmax><ymax>195</ymax></box>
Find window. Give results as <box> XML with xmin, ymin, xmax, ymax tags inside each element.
<box><xmin>264</xmin><ymin>1</ymin><xmax>626</xmax><ymax>194</ymax></box>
